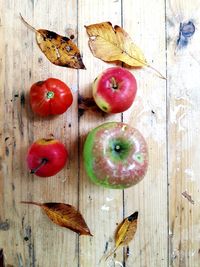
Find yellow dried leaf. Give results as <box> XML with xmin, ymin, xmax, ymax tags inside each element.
<box><xmin>21</xmin><ymin>15</ymin><xmax>85</xmax><ymax>69</ymax></box>
<box><xmin>85</xmin><ymin>22</ymin><xmax>147</xmax><ymax>67</ymax></box>
<box><xmin>115</xmin><ymin>211</ymin><xmax>138</xmax><ymax>248</ymax></box>
<box><xmin>103</xmin><ymin>211</ymin><xmax>138</xmax><ymax>261</ymax></box>
<box><xmin>85</xmin><ymin>22</ymin><xmax>165</xmax><ymax>79</ymax></box>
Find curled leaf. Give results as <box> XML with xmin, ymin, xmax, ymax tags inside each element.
<box><xmin>78</xmin><ymin>94</ymin><xmax>106</xmax><ymax>117</ymax></box>
<box><xmin>21</xmin><ymin>201</ymin><xmax>92</xmax><ymax>236</ymax></box>
<box><xmin>20</xmin><ymin>14</ymin><xmax>85</xmax><ymax>69</ymax></box>
<box><xmin>85</xmin><ymin>22</ymin><xmax>165</xmax><ymax>79</ymax></box>
<box><xmin>104</xmin><ymin>211</ymin><xmax>138</xmax><ymax>261</ymax></box>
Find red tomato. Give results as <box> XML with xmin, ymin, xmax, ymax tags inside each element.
<box><xmin>30</xmin><ymin>78</ymin><xmax>73</xmax><ymax>116</ymax></box>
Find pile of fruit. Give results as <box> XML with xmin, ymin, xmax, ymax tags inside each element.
<box><xmin>27</xmin><ymin>67</ymin><xmax>148</xmax><ymax>189</ymax></box>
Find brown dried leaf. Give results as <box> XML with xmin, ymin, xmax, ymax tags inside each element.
<box><xmin>85</xmin><ymin>22</ymin><xmax>165</xmax><ymax>79</ymax></box>
<box><xmin>21</xmin><ymin>201</ymin><xmax>92</xmax><ymax>236</ymax></box>
<box><xmin>78</xmin><ymin>94</ymin><xmax>106</xmax><ymax>117</ymax></box>
<box><xmin>20</xmin><ymin>15</ymin><xmax>85</xmax><ymax>69</ymax></box>
<box><xmin>78</xmin><ymin>94</ymin><xmax>99</xmax><ymax>112</ymax></box>
<box><xmin>104</xmin><ymin>211</ymin><xmax>138</xmax><ymax>261</ymax></box>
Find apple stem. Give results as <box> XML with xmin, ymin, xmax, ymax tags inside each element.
<box><xmin>30</xmin><ymin>158</ymin><xmax>48</xmax><ymax>174</ymax></box>
<box><xmin>47</xmin><ymin>91</ymin><xmax>54</xmax><ymax>99</ymax></box>
<box><xmin>115</xmin><ymin>145</ymin><xmax>121</xmax><ymax>152</ymax></box>
<box><xmin>110</xmin><ymin>77</ymin><xmax>118</xmax><ymax>90</ymax></box>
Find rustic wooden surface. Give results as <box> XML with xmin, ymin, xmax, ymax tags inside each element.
<box><xmin>0</xmin><ymin>0</ymin><xmax>200</xmax><ymax>266</ymax></box>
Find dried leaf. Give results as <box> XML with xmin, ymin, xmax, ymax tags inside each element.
<box><xmin>115</xmin><ymin>211</ymin><xmax>138</xmax><ymax>247</ymax></box>
<box><xmin>78</xmin><ymin>94</ymin><xmax>106</xmax><ymax>117</ymax></box>
<box><xmin>85</xmin><ymin>22</ymin><xmax>146</xmax><ymax>67</ymax></box>
<box><xmin>85</xmin><ymin>22</ymin><xmax>165</xmax><ymax>79</ymax></box>
<box><xmin>20</xmin><ymin>14</ymin><xmax>85</xmax><ymax>69</ymax></box>
<box><xmin>21</xmin><ymin>201</ymin><xmax>92</xmax><ymax>236</ymax></box>
<box><xmin>104</xmin><ymin>211</ymin><xmax>138</xmax><ymax>261</ymax></box>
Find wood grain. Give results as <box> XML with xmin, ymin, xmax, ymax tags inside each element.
<box><xmin>122</xmin><ymin>0</ymin><xmax>168</xmax><ymax>266</ymax></box>
<box><xmin>78</xmin><ymin>1</ymin><xmax>124</xmax><ymax>266</ymax></box>
<box><xmin>1</xmin><ymin>1</ymin><xmax>79</xmax><ymax>266</ymax></box>
<box><xmin>0</xmin><ymin>0</ymin><xmax>199</xmax><ymax>267</ymax></box>
<box><xmin>0</xmin><ymin>0</ymin><xmax>5</xmax><ymax>225</ymax></box>
<box><xmin>167</xmin><ymin>1</ymin><xmax>200</xmax><ymax>266</ymax></box>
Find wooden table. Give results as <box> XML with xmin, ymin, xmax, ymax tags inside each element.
<box><xmin>0</xmin><ymin>0</ymin><xmax>199</xmax><ymax>266</ymax></box>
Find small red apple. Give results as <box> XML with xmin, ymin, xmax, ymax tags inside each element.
<box><xmin>92</xmin><ymin>67</ymin><xmax>137</xmax><ymax>113</ymax></box>
<box><xmin>30</xmin><ymin>78</ymin><xmax>73</xmax><ymax>116</ymax></box>
<box><xmin>27</xmin><ymin>138</ymin><xmax>68</xmax><ymax>177</ymax></box>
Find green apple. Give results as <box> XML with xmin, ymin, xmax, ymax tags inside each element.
<box><xmin>83</xmin><ymin>122</ymin><xmax>148</xmax><ymax>189</ymax></box>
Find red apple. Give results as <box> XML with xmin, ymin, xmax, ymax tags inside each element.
<box><xmin>27</xmin><ymin>138</ymin><xmax>68</xmax><ymax>177</ymax></box>
<box><xmin>83</xmin><ymin>122</ymin><xmax>148</xmax><ymax>189</ymax></box>
<box><xmin>92</xmin><ymin>67</ymin><xmax>137</xmax><ymax>113</ymax></box>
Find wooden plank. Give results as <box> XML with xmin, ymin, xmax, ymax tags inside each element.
<box><xmin>122</xmin><ymin>0</ymin><xmax>168</xmax><ymax>266</ymax></box>
<box><xmin>166</xmin><ymin>0</ymin><xmax>200</xmax><ymax>266</ymax></box>
<box><xmin>0</xmin><ymin>1</ymin><xmax>79</xmax><ymax>266</ymax></box>
<box><xmin>0</xmin><ymin>1</ymin><xmax>25</xmax><ymax>265</ymax></box>
<box><xmin>77</xmin><ymin>0</ymin><xmax>124</xmax><ymax>266</ymax></box>
<box><xmin>0</xmin><ymin>0</ymin><xmax>5</xmax><ymax>226</ymax></box>
<box><xmin>1</xmin><ymin>1</ymin><xmax>200</xmax><ymax>266</ymax></box>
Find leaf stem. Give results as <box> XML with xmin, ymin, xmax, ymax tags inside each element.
<box><xmin>104</xmin><ymin>246</ymin><xmax>118</xmax><ymax>261</ymax></box>
<box><xmin>147</xmin><ymin>64</ymin><xmax>167</xmax><ymax>80</ymax></box>
<box><xmin>126</xmin><ymin>54</ymin><xmax>166</xmax><ymax>80</ymax></box>
<box><xmin>21</xmin><ymin>201</ymin><xmax>42</xmax><ymax>207</ymax></box>
<box><xmin>126</xmin><ymin>53</ymin><xmax>166</xmax><ymax>80</ymax></box>
<box><xmin>19</xmin><ymin>13</ymin><xmax>37</xmax><ymax>33</ymax></box>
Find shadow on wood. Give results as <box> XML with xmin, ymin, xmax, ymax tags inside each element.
<box><xmin>0</xmin><ymin>249</ymin><xmax>5</xmax><ymax>267</ymax></box>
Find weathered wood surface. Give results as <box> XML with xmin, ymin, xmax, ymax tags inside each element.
<box><xmin>0</xmin><ymin>0</ymin><xmax>199</xmax><ymax>266</ymax></box>
<box><xmin>123</xmin><ymin>0</ymin><xmax>168</xmax><ymax>266</ymax></box>
<box><xmin>167</xmin><ymin>1</ymin><xmax>200</xmax><ymax>266</ymax></box>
